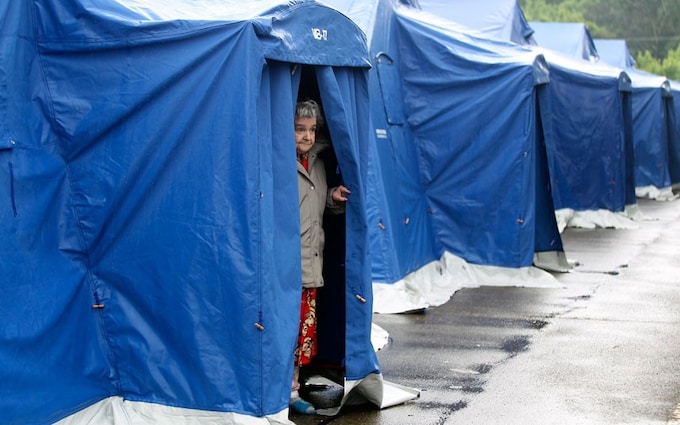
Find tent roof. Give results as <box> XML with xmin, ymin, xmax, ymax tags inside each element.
<box><xmin>590</xmin><ymin>39</ymin><xmax>669</xmax><ymax>92</ymax></box>
<box><xmin>396</xmin><ymin>5</ymin><xmax>547</xmax><ymax>75</ymax></box>
<box><xmin>529</xmin><ymin>21</ymin><xmax>599</xmax><ymax>62</ymax></box>
<box><xmin>594</xmin><ymin>38</ymin><xmax>637</xmax><ymax>69</ymax></box>
<box><xmin>321</xmin><ymin>0</ymin><xmax>382</xmax><ymax>45</ymax></box>
<box><xmin>414</xmin><ymin>0</ymin><xmax>536</xmax><ymax>45</ymax></box>
<box><xmin>35</xmin><ymin>0</ymin><xmax>371</xmax><ymax>67</ymax></box>
<box><xmin>324</xmin><ymin>0</ymin><xmax>536</xmax><ymax>48</ymax></box>
<box><xmin>530</xmin><ymin>45</ymin><xmax>631</xmax><ymax>91</ymax></box>
<box><xmin>626</xmin><ymin>67</ymin><xmax>671</xmax><ymax>93</ymax></box>
<box><xmin>671</xmin><ymin>79</ymin><xmax>680</xmax><ymax>92</ymax></box>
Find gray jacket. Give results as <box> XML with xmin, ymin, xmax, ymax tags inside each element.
<box><xmin>297</xmin><ymin>145</ymin><xmax>340</xmax><ymax>288</ymax></box>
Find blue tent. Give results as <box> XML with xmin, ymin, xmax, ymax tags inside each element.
<box><xmin>415</xmin><ymin>0</ymin><xmax>536</xmax><ymax>45</ymax></box>
<box><xmin>325</xmin><ymin>0</ymin><xmax>567</xmax><ymax>283</ymax></box>
<box><xmin>529</xmin><ymin>47</ymin><xmax>634</xmax><ymax>213</ymax></box>
<box><xmin>408</xmin><ymin>8</ymin><xmax>634</xmax><ymax>222</ymax></box>
<box><xmin>519</xmin><ymin>24</ymin><xmax>635</xmax><ymax>221</ymax></box>
<box><xmin>669</xmin><ymin>80</ymin><xmax>680</xmax><ymax>185</ymax></box>
<box><xmin>529</xmin><ymin>22</ymin><xmax>599</xmax><ymax>62</ymax></box>
<box><xmin>595</xmin><ymin>39</ymin><xmax>677</xmax><ymax>194</ymax></box>
<box><xmin>402</xmin><ymin>14</ymin><xmax>633</xmax><ymax>223</ymax></box>
<box><xmin>594</xmin><ymin>39</ymin><xmax>636</xmax><ymax>69</ymax></box>
<box><xmin>0</xmin><ymin>1</ymin><xmax>400</xmax><ymax>423</ymax></box>
<box><xmin>625</xmin><ymin>68</ymin><xmax>674</xmax><ymax>192</ymax></box>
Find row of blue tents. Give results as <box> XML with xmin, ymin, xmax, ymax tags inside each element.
<box><xmin>531</xmin><ymin>21</ymin><xmax>680</xmax><ymax>201</ymax></box>
<box><xmin>1</xmin><ymin>0</ymin><xmax>678</xmax><ymax>424</ymax></box>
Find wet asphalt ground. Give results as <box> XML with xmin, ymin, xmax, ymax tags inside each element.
<box><xmin>291</xmin><ymin>196</ymin><xmax>680</xmax><ymax>425</ymax></box>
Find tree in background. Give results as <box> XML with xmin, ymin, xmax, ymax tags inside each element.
<box><xmin>520</xmin><ymin>0</ymin><xmax>611</xmax><ymax>39</ymax></box>
<box><xmin>585</xmin><ymin>0</ymin><xmax>680</xmax><ymax>60</ymax></box>
<box><xmin>636</xmin><ymin>46</ymin><xmax>680</xmax><ymax>82</ymax></box>
<box><xmin>519</xmin><ymin>0</ymin><xmax>680</xmax><ymax>80</ymax></box>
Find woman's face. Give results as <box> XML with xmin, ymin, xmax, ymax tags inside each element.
<box><xmin>295</xmin><ymin>116</ymin><xmax>317</xmax><ymax>156</ymax></box>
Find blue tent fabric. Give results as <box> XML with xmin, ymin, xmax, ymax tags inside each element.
<box><xmin>626</xmin><ymin>68</ymin><xmax>673</xmax><ymax>190</ymax></box>
<box><xmin>532</xmin><ymin>48</ymin><xmax>633</xmax><ymax>211</ymax></box>
<box><xmin>314</xmin><ymin>65</ymin><xmax>379</xmax><ymax>379</ymax></box>
<box><xmin>595</xmin><ymin>40</ymin><xmax>675</xmax><ymax>191</ymax></box>
<box><xmin>522</xmin><ymin>23</ymin><xmax>635</xmax><ymax>212</ymax></box>
<box><xmin>399</xmin><ymin>13</ymin><xmax>536</xmax><ymax>266</ymax></box>
<box><xmin>327</xmin><ymin>0</ymin><xmax>442</xmax><ymax>281</ymax></box>
<box><xmin>2</xmin><ymin>3</ymin><xmax>117</xmax><ymax>424</ymax></box>
<box><xmin>367</xmin><ymin>49</ymin><xmax>441</xmax><ymax>280</ymax></box>
<box><xmin>322</xmin><ymin>0</ymin><xmax>566</xmax><ymax>276</ymax></box>
<box><xmin>594</xmin><ymin>39</ymin><xmax>636</xmax><ymax>69</ymax></box>
<box><xmin>411</xmin><ymin>15</ymin><xmax>634</xmax><ymax>215</ymax></box>
<box><xmin>394</xmin><ymin>8</ymin><xmax>561</xmax><ymax>267</ymax></box>
<box><xmin>416</xmin><ymin>0</ymin><xmax>536</xmax><ymax>45</ymax></box>
<box><xmin>669</xmin><ymin>80</ymin><xmax>680</xmax><ymax>185</ymax></box>
<box><xmin>530</xmin><ymin>22</ymin><xmax>599</xmax><ymax>62</ymax></box>
<box><xmin>1</xmin><ymin>1</ymin><xmax>381</xmax><ymax>423</ymax></box>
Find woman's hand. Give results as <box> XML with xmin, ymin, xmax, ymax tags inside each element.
<box><xmin>331</xmin><ymin>185</ymin><xmax>351</xmax><ymax>204</ymax></box>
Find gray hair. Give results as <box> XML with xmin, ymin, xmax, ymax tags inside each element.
<box><xmin>295</xmin><ymin>99</ymin><xmax>324</xmax><ymax>127</ymax></box>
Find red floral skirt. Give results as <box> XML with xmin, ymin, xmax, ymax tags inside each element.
<box><xmin>294</xmin><ymin>288</ymin><xmax>318</xmax><ymax>366</ymax></box>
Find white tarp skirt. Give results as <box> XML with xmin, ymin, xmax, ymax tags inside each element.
<box><xmin>55</xmin><ymin>374</ymin><xmax>420</xmax><ymax>425</ymax></box>
<box><xmin>55</xmin><ymin>397</ymin><xmax>295</xmax><ymax>425</ymax></box>
<box><xmin>371</xmin><ymin>251</ymin><xmax>568</xmax><ymax>314</ymax></box>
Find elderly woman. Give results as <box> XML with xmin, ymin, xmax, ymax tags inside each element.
<box><xmin>290</xmin><ymin>100</ymin><xmax>350</xmax><ymax>414</ymax></box>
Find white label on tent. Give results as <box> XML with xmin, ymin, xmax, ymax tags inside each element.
<box><xmin>311</xmin><ymin>28</ymin><xmax>328</xmax><ymax>40</ymax></box>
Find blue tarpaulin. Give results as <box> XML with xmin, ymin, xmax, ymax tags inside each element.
<box><xmin>323</xmin><ymin>0</ymin><xmax>536</xmax><ymax>48</ymax></box>
<box><xmin>531</xmin><ymin>47</ymin><xmax>634</xmax><ymax>211</ymax></box>
<box><xmin>596</xmin><ymin>39</ymin><xmax>676</xmax><ymax>192</ymax></box>
<box><xmin>326</xmin><ymin>0</ymin><xmax>566</xmax><ymax>280</ymax></box>
<box><xmin>530</xmin><ymin>21</ymin><xmax>599</xmax><ymax>62</ymax></box>
<box><xmin>669</xmin><ymin>80</ymin><xmax>680</xmax><ymax>185</ymax></box>
<box><xmin>395</xmin><ymin>8</ymin><xmax>562</xmax><ymax>268</ymax></box>
<box><xmin>416</xmin><ymin>0</ymin><xmax>536</xmax><ymax>45</ymax></box>
<box><xmin>627</xmin><ymin>68</ymin><xmax>673</xmax><ymax>191</ymax></box>
<box><xmin>594</xmin><ymin>39</ymin><xmax>636</xmax><ymax>69</ymax></box>
<box><xmin>1</xmin><ymin>1</ymin><xmax>388</xmax><ymax>423</ymax></box>
<box><xmin>522</xmin><ymin>23</ymin><xmax>635</xmax><ymax>214</ymax></box>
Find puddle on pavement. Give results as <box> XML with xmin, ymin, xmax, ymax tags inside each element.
<box><xmin>501</xmin><ymin>336</ymin><xmax>530</xmax><ymax>354</ymax></box>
